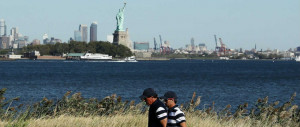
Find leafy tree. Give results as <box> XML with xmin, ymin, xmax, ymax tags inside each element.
<box><xmin>22</xmin><ymin>41</ymin><xmax>132</xmax><ymax>58</ymax></box>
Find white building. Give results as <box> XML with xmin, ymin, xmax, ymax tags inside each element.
<box><xmin>107</xmin><ymin>35</ymin><xmax>113</xmax><ymax>43</ymax></box>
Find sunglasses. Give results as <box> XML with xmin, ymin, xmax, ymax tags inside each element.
<box><xmin>164</xmin><ymin>98</ymin><xmax>174</xmax><ymax>102</ymax></box>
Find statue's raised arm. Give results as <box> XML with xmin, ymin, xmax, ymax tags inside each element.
<box><xmin>122</xmin><ymin>3</ymin><xmax>126</xmax><ymax>11</ymax></box>
<box><xmin>116</xmin><ymin>3</ymin><xmax>127</xmax><ymax>31</ymax></box>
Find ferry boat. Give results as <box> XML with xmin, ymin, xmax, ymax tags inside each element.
<box><xmin>125</xmin><ymin>56</ymin><xmax>138</xmax><ymax>62</ymax></box>
<box><xmin>295</xmin><ymin>56</ymin><xmax>300</xmax><ymax>62</ymax></box>
<box><xmin>80</xmin><ymin>53</ymin><xmax>112</xmax><ymax>60</ymax></box>
<box><xmin>219</xmin><ymin>57</ymin><xmax>229</xmax><ymax>60</ymax></box>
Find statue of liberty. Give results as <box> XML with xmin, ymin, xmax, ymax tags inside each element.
<box><xmin>116</xmin><ymin>3</ymin><xmax>126</xmax><ymax>31</ymax></box>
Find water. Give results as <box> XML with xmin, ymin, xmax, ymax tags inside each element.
<box><xmin>0</xmin><ymin>60</ymin><xmax>299</xmax><ymax>110</ymax></box>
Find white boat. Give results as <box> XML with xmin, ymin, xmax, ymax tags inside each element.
<box><xmin>125</xmin><ymin>56</ymin><xmax>138</xmax><ymax>62</ymax></box>
<box><xmin>80</xmin><ymin>53</ymin><xmax>112</xmax><ymax>60</ymax></box>
<box><xmin>295</xmin><ymin>56</ymin><xmax>300</xmax><ymax>62</ymax></box>
<box><xmin>219</xmin><ymin>57</ymin><xmax>229</xmax><ymax>60</ymax></box>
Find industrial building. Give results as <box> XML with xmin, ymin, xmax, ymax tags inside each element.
<box><xmin>134</xmin><ymin>42</ymin><xmax>149</xmax><ymax>50</ymax></box>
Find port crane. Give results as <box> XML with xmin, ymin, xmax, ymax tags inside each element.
<box><xmin>214</xmin><ymin>35</ymin><xmax>220</xmax><ymax>51</ymax></box>
<box><xmin>158</xmin><ymin>35</ymin><xmax>170</xmax><ymax>54</ymax></box>
<box><xmin>159</xmin><ymin>35</ymin><xmax>163</xmax><ymax>54</ymax></box>
<box><xmin>214</xmin><ymin>35</ymin><xmax>230</xmax><ymax>55</ymax></box>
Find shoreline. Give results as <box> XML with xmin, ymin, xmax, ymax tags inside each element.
<box><xmin>0</xmin><ymin>57</ymin><xmax>297</xmax><ymax>61</ymax></box>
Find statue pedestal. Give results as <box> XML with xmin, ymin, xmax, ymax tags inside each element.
<box><xmin>113</xmin><ymin>29</ymin><xmax>132</xmax><ymax>50</ymax></box>
<box><xmin>113</xmin><ymin>31</ymin><xmax>127</xmax><ymax>46</ymax></box>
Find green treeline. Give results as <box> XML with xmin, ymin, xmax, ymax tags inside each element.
<box><xmin>22</xmin><ymin>41</ymin><xmax>132</xmax><ymax>58</ymax></box>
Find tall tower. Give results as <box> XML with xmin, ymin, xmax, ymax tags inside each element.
<box><xmin>90</xmin><ymin>22</ymin><xmax>97</xmax><ymax>42</ymax></box>
<box><xmin>0</xmin><ymin>19</ymin><xmax>7</xmax><ymax>36</ymax></box>
<box><xmin>191</xmin><ymin>37</ymin><xmax>195</xmax><ymax>52</ymax></box>
<box><xmin>79</xmin><ymin>24</ymin><xmax>88</xmax><ymax>42</ymax></box>
<box><xmin>10</xmin><ymin>27</ymin><xmax>19</xmax><ymax>41</ymax></box>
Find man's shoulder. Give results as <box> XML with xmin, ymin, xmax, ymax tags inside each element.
<box><xmin>153</xmin><ymin>100</ymin><xmax>166</xmax><ymax>108</ymax></box>
<box><xmin>170</xmin><ymin>106</ymin><xmax>185</xmax><ymax>115</ymax></box>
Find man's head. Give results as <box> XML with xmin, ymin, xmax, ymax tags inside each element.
<box><xmin>160</xmin><ymin>91</ymin><xmax>177</xmax><ymax>108</ymax></box>
<box><xmin>139</xmin><ymin>88</ymin><xmax>158</xmax><ymax>105</ymax></box>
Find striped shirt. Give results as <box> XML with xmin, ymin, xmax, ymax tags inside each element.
<box><xmin>149</xmin><ymin>99</ymin><xmax>168</xmax><ymax>127</ymax></box>
<box><xmin>167</xmin><ymin>105</ymin><xmax>186</xmax><ymax>127</ymax></box>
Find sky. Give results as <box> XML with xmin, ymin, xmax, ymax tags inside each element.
<box><xmin>0</xmin><ymin>0</ymin><xmax>299</xmax><ymax>50</ymax></box>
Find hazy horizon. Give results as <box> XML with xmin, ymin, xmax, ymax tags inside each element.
<box><xmin>1</xmin><ymin>0</ymin><xmax>299</xmax><ymax>50</ymax></box>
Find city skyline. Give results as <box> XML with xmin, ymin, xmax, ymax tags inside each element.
<box><xmin>0</xmin><ymin>0</ymin><xmax>299</xmax><ymax>50</ymax></box>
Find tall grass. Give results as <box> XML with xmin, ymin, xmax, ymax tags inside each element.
<box><xmin>1</xmin><ymin>88</ymin><xmax>300</xmax><ymax>127</ymax></box>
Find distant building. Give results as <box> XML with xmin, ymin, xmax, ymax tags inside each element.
<box><xmin>186</xmin><ymin>44</ymin><xmax>192</xmax><ymax>51</ymax></box>
<box><xmin>15</xmin><ymin>40</ymin><xmax>26</xmax><ymax>48</ymax></box>
<box><xmin>134</xmin><ymin>42</ymin><xmax>149</xmax><ymax>50</ymax></box>
<box><xmin>135</xmin><ymin>51</ymin><xmax>152</xmax><ymax>58</ymax></box>
<box><xmin>43</xmin><ymin>34</ymin><xmax>49</xmax><ymax>44</ymax></box>
<box><xmin>79</xmin><ymin>24</ymin><xmax>88</xmax><ymax>42</ymax></box>
<box><xmin>12</xmin><ymin>44</ymin><xmax>18</xmax><ymax>49</ymax></box>
<box><xmin>74</xmin><ymin>30</ymin><xmax>82</xmax><ymax>41</ymax></box>
<box><xmin>24</xmin><ymin>36</ymin><xmax>29</xmax><ymax>42</ymax></box>
<box><xmin>90</xmin><ymin>22</ymin><xmax>97</xmax><ymax>42</ymax></box>
<box><xmin>0</xmin><ymin>19</ymin><xmax>7</xmax><ymax>36</ymax></box>
<box><xmin>297</xmin><ymin>46</ymin><xmax>300</xmax><ymax>52</ymax></box>
<box><xmin>0</xmin><ymin>36</ymin><xmax>10</xmax><ymax>49</ymax></box>
<box><xmin>49</xmin><ymin>37</ymin><xmax>62</xmax><ymax>44</ymax></box>
<box><xmin>198</xmin><ymin>43</ymin><xmax>207</xmax><ymax>52</ymax></box>
<box><xmin>107</xmin><ymin>35</ymin><xmax>113</xmax><ymax>43</ymax></box>
<box><xmin>10</xmin><ymin>27</ymin><xmax>19</xmax><ymax>41</ymax></box>
<box><xmin>31</xmin><ymin>39</ymin><xmax>40</xmax><ymax>45</ymax></box>
<box><xmin>163</xmin><ymin>41</ymin><xmax>170</xmax><ymax>48</ymax></box>
<box><xmin>191</xmin><ymin>38</ymin><xmax>195</xmax><ymax>52</ymax></box>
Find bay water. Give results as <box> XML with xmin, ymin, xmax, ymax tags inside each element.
<box><xmin>0</xmin><ymin>60</ymin><xmax>299</xmax><ymax>110</ymax></box>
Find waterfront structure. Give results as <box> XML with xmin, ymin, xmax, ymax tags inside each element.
<box><xmin>74</xmin><ymin>30</ymin><xmax>82</xmax><ymax>41</ymax></box>
<box><xmin>66</xmin><ymin>53</ymin><xmax>85</xmax><ymax>60</ymax></box>
<box><xmin>0</xmin><ymin>19</ymin><xmax>7</xmax><ymax>36</ymax></box>
<box><xmin>134</xmin><ymin>42</ymin><xmax>149</xmax><ymax>50</ymax></box>
<box><xmin>113</xmin><ymin>3</ymin><xmax>132</xmax><ymax>50</ymax></box>
<box><xmin>90</xmin><ymin>22</ymin><xmax>97</xmax><ymax>42</ymax></box>
<box><xmin>79</xmin><ymin>24</ymin><xmax>88</xmax><ymax>42</ymax></box>
<box><xmin>7</xmin><ymin>54</ymin><xmax>22</xmax><ymax>59</ymax></box>
<box><xmin>134</xmin><ymin>51</ymin><xmax>152</xmax><ymax>58</ymax></box>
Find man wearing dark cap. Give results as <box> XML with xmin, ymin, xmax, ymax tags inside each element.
<box><xmin>140</xmin><ymin>88</ymin><xmax>167</xmax><ymax>127</ymax></box>
<box><xmin>161</xmin><ymin>91</ymin><xmax>186</xmax><ymax>127</ymax></box>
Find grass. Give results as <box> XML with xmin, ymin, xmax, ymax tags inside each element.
<box><xmin>1</xmin><ymin>88</ymin><xmax>300</xmax><ymax>127</ymax></box>
<box><xmin>0</xmin><ymin>113</ymin><xmax>287</xmax><ymax>127</ymax></box>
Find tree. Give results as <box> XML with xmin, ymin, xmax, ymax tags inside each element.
<box><xmin>22</xmin><ymin>41</ymin><xmax>132</xmax><ymax>58</ymax></box>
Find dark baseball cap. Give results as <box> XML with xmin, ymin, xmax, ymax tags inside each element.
<box><xmin>160</xmin><ymin>91</ymin><xmax>178</xmax><ymax>100</ymax></box>
<box><xmin>139</xmin><ymin>88</ymin><xmax>157</xmax><ymax>100</ymax></box>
